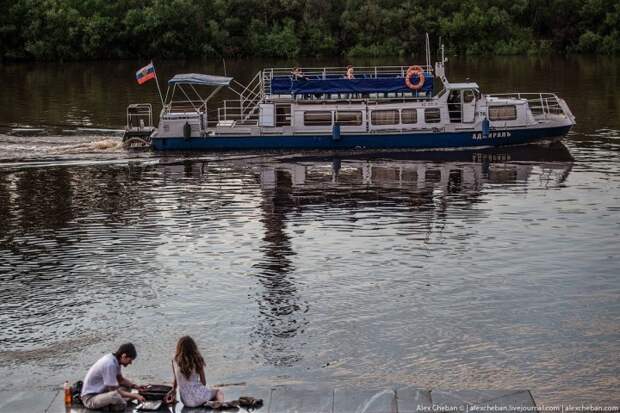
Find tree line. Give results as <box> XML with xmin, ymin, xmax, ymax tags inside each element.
<box><xmin>1</xmin><ymin>0</ymin><xmax>618</xmax><ymax>61</ymax></box>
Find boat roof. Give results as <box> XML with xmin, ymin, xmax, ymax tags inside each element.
<box><xmin>168</xmin><ymin>73</ymin><xmax>233</xmax><ymax>86</ymax></box>
<box><xmin>447</xmin><ymin>82</ymin><xmax>480</xmax><ymax>89</ymax></box>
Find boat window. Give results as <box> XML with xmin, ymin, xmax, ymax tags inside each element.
<box><xmin>463</xmin><ymin>90</ymin><xmax>476</xmax><ymax>103</ymax></box>
<box><xmin>424</xmin><ymin>108</ymin><xmax>441</xmax><ymax>123</ymax></box>
<box><xmin>371</xmin><ymin>110</ymin><xmax>399</xmax><ymax>125</ymax></box>
<box><xmin>276</xmin><ymin>105</ymin><xmax>291</xmax><ymax>126</ymax></box>
<box><xmin>489</xmin><ymin>105</ymin><xmax>517</xmax><ymax>121</ymax></box>
<box><xmin>304</xmin><ymin>111</ymin><xmax>333</xmax><ymax>126</ymax></box>
<box><xmin>401</xmin><ymin>109</ymin><xmax>418</xmax><ymax>124</ymax></box>
<box><xmin>336</xmin><ymin>111</ymin><xmax>363</xmax><ymax>126</ymax></box>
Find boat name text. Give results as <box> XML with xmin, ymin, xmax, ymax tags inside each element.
<box><xmin>472</xmin><ymin>131</ymin><xmax>512</xmax><ymax>140</ymax></box>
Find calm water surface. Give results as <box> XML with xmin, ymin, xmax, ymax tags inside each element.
<box><xmin>0</xmin><ymin>57</ymin><xmax>619</xmax><ymax>406</ymax></box>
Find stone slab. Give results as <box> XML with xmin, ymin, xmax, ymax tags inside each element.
<box><xmin>269</xmin><ymin>387</ymin><xmax>333</xmax><ymax>413</ymax></box>
<box><xmin>395</xmin><ymin>386</ymin><xmax>432</xmax><ymax>413</ymax></box>
<box><xmin>430</xmin><ymin>390</ymin><xmax>537</xmax><ymax>413</ymax></box>
<box><xmin>45</xmin><ymin>390</ymin><xmax>92</xmax><ymax>413</ymax></box>
<box><xmin>333</xmin><ymin>387</ymin><xmax>397</xmax><ymax>413</ymax></box>
<box><xmin>467</xmin><ymin>390</ymin><xmax>536</xmax><ymax>413</ymax></box>
<box><xmin>431</xmin><ymin>390</ymin><xmax>517</xmax><ymax>405</ymax></box>
<box><xmin>0</xmin><ymin>390</ymin><xmax>58</xmax><ymax>413</ymax></box>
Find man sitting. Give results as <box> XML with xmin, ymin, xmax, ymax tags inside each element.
<box><xmin>81</xmin><ymin>343</ymin><xmax>145</xmax><ymax>411</ymax></box>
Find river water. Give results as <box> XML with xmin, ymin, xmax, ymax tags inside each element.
<box><xmin>0</xmin><ymin>57</ymin><xmax>619</xmax><ymax>407</ymax></box>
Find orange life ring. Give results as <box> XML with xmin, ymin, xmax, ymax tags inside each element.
<box><xmin>405</xmin><ymin>65</ymin><xmax>425</xmax><ymax>90</ymax></box>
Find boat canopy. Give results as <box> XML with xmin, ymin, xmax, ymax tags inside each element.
<box><xmin>271</xmin><ymin>72</ymin><xmax>433</xmax><ymax>95</ymax></box>
<box><xmin>168</xmin><ymin>73</ymin><xmax>233</xmax><ymax>86</ymax></box>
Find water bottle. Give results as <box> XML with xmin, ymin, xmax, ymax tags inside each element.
<box><xmin>64</xmin><ymin>381</ymin><xmax>72</xmax><ymax>405</ymax></box>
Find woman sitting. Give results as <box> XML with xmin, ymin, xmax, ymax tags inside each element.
<box><xmin>165</xmin><ymin>336</ymin><xmax>224</xmax><ymax>407</ymax></box>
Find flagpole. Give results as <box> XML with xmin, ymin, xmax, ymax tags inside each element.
<box><xmin>152</xmin><ymin>61</ymin><xmax>165</xmax><ymax>108</ymax></box>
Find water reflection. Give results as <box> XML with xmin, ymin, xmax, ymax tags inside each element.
<box><xmin>242</xmin><ymin>143</ymin><xmax>573</xmax><ymax>366</ymax></box>
<box><xmin>0</xmin><ymin>143</ymin><xmax>589</xmax><ymax>401</ymax></box>
<box><xmin>254</xmin><ymin>144</ymin><xmax>573</xmax><ymax>209</ymax></box>
<box><xmin>0</xmin><ymin>163</ymin><xmax>162</xmax><ymax>352</ymax></box>
<box><xmin>251</xmin><ymin>170</ymin><xmax>307</xmax><ymax>367</ymax></box>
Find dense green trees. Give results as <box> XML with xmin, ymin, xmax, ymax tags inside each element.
<box><xmin>0</xmin><ymin>0</ymin><xmax>618</xmax><ymax>61</ymax></box>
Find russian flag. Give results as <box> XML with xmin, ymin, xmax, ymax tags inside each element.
<box><xmin>136</xmin><ymin>62</ymin><xmax>156</xmax><ymax>85</ymax></box>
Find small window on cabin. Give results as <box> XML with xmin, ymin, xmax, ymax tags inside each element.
<box><xmin>276</xmin><ymin>105</ymin><xmax>291</xmax><ymax>126</ymax></box>
<box><xmin>371</xmin><ymin>110</ymin><xmax>399</xmax><ymax>125</ymax></box>
<box><xmin>336</xmin><ymin>111</ymin><xmax>363</xmax><ymax>126</ymax></box>
<box><xmin>304</xmin><ymin>111</ymin><xmax>333</xmax><ymax>126</ymax></box>
<box><xmin>489</xmin><ymin>105</ymin><xmax>517</xmax><ymax>121</ymax></box>
<box><xmin>463</xmin><ymin>90</ymin><xmax>476</xmax><ymax>103</ymax></box>
<box><xmin>401</xmin><ymin>109</ymin><xmax>418</xmax><ymax>124</ymax></box>
<box><xmin>424</xmin><ymin>108</ymin><xmax>441</xmax><ymax>123</ymax></box>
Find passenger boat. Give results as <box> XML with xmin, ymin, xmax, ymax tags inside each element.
<box><xmin>123</xmin><ymin>54</ymin><xmax>575</xmax><ymax>151</ymax></box>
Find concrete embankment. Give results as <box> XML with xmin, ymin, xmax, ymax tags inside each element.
<box><xmin>0</xmin><ymin>385</ymin><xmax>537</xmax><ymax>412</ymax></box>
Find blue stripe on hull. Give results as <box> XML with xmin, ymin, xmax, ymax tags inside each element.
<box><xmin>150</xmin><ymin>126</ymin><xmax>571</xmax><ymax>151</ymax></box>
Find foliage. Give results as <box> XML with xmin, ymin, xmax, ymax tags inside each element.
<box><xmin>1</xmin><ymin>0</ymin><xmax>619</xmax><ymax>61</ymax></box>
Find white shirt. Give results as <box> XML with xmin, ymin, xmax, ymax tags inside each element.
<box><xmin>81</xmin><ymin>353</ymin><xmax>120</xmax><ymax>396</ymax></box>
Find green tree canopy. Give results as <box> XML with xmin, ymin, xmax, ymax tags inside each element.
<box><xmin>1</xmin><ymin>0</ymin><xmax>618</xmax><ymax>61</ymax></box>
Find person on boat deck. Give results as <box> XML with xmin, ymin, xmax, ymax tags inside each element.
<box><xmin>81</xmin><ymin>343</ymin><xmax>145</xmax><ymax>411</ymax></box>
<box><xmin>164</xmin><ymin>336</ymin><xmax>224</xmax><ymax>407</ymax></box>
<box><xmin>291</xmin><ymin>67</ymin><xmax>306</xmax><ymax>80</ymax></box>
<box><xmin>345</xmin><ymin>65</ymin><xmax>355</xmax><ymax>79</ymax></box>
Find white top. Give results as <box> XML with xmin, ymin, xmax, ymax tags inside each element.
<box><xmin>81</xmin><ymin>354</ymin><xmax>120</xmax><ymax>396</ymax></box>
<box><xmin>173</xmin><ymin>360</ymin><xmax>216</xmax><ymax>407</ymax></box>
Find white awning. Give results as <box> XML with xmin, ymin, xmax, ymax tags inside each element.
<box><xmin>168</xmin><ymin>73</ymin><xmax>233</xmax><ymax>86</ymax></box>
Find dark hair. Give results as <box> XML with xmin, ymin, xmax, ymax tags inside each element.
<box><xmin>114</xmin><ymin>343</ymin><xmax>137</xmax><ymax>359</ymax></box>
<box><xmin>174</xmin><ymin>336</ymin><xmax>205</xmax><ymax>379</ymax></box>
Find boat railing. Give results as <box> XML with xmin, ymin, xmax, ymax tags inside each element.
<box><xmin>217</xmin><ymin>100</ymin><xmax>259</xmax><ymax>126</ymax></box>
<box><xmin>126</xmin><ymin>103</ymin><xmax>153</xmax><ymax>129</ymax></box>
<box><xmin>227</xmin><ymin>71</ymin><xmax>264</xmax><ymax>124</ymax></box>
<box><xmin>487</xmin><ymin>93</ymin><xmax>567</xmax><ymax>119</ymax></box>
<box><xmin>164</xmin><ymin>100</ymin><xmax>207</xmax><ymax>115</ymax></box>
<box><xmin>265</xmin><ymin>65</ymin><xmax>433</xmax><ymax>79</ymax></box>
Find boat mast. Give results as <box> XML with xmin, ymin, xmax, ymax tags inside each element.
<box><xmin>425</xmin><ymin>33</ymin><xmax>431</xmax><ymax>69</ymax></box>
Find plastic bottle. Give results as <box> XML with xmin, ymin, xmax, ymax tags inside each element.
<box><xmin>64</xmin><ymin>381</ymin><xmax>72</xmax><ymax>405</ymax></box>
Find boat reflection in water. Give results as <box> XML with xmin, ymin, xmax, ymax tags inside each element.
<box><xmin>255</xmin><ymin>142</ymin><xmax>573</xmax><ymax>193</ymax></box>
<box><xmin>161</xmin><ymin>142</ymin><xmax>573</xmax><ymax>367</ymax></box>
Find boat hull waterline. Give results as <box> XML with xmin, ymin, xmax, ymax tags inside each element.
<box><xmin>150</xmin><ymin>125</ymin><xmax>571</xmax><ymax>151</ymax></box>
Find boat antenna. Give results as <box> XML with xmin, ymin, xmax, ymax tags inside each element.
<box><xmin>425</xmin><ymin>32</ymin><xmax>431</xmax><ymax>69</ymax></box>
<box><xmin>222</xmin><ymin>58</ymin><xmax>227</xmax><ymax>76</ymax></box>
